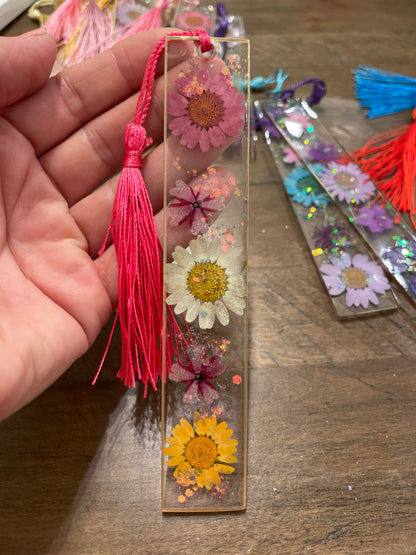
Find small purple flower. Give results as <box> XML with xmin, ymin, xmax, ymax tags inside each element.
<box><xmin>320</xmin><ymin>162</ymin><xmax>375</xmax><ymax>204</ymax></box>
<box><xmin>168</xmin><ymin>179</ymin><xmax>226</xmax><ymax>235</ymax></box>
<box><xmin>320</xmin><ymin>252</ymin><xmax>390</xmax><ymax>308</ymax></box>
<box><xmin>169</xmin><ymin>344</ymin><xmax>227</xmax><ymax>404</ymax></box>
<box><xmin>383</xmin><ymin>238</ymin><xmax>416</xmax><ymax>273</ymax></box>
<box><xmin>308</xmin><ymin>140</ymin><xmax>340</xmax><ymax>163</ymax></box>
<box><xmin>356</xmin><ymin>205</ymin><xmax>394</xmax><ymax>233</ymax></box>
<box><xmin>313</xmin><ymin>222</ymin><xmax>348</xmax><ymax>250</ymax></box>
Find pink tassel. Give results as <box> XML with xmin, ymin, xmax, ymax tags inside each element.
<box><xmin>44</xmin><ymin>0</ymin><xmax>85</xmax><ymax>43</ymax></box>
<box><xmin>95</xmin><ymin>29</ymin><xmax>212</xmax><ymax>393</ymax></box>
<box><xmin>59</xmin><ymin>0</ymin><xmax>113</xmax><ymax>66</ymax></box>
<box><xmin>115</xmin><ymin>0</ymin><xmax>170</xmax><ymax>42</ymax></box>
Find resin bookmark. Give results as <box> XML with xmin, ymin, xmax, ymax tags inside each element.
<box><xmin>263</xmin><ymin>98</ymin><xmax>416</xmax><ymax>307</ymax></box>
<box><xmin>161</xmin><ymin>36</ymin><xmax>249</xmax><ymax>512</ymax></box>
<box><xmin>254</xmin><ymin>101</ymin><xmax>397</xmax><ymax>317</ymax></box>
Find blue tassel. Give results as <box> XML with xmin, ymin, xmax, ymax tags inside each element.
<box><xmin>353</xmin><ymin>65</ymin><xmax>416</xmax><ymax>118</ymax></box>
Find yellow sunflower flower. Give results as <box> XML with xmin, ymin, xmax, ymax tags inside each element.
<box><xmin>164</xmin><ymin>415</ymin><xmax>238</xmax><ymax>490</ymax></box>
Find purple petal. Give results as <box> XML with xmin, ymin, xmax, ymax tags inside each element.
<box><xmin>320</xmin><ymin>263</ymin><xmax>342</xmax><ymax>277</ymax></box>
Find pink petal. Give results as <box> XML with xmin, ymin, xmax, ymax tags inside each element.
<box><xmin>199</xmin><ymin>128</ymin><xmax>210</xmax><ymax>152</ymax></box>
<box><xmin>200</xmin><ymin>381</ymin><xmax>219</xmax><ymax>404</ymax></box>
<box><xmin>182</xmin><ymin>124</ymin><xmax>202</xmax><ymax>149</ymax></box>
<box><xmin>167</xmin><ymin>93</ymin><xmax>188</xmax><ymax>116</ymax></box>
<box><xmin>169</xmin><ymin>363</ymin><xmax>195</xmax><ymax>382</ymax></box>
<box><xmin>219</xmin><ymin>118</ymin><xmax>244</xmax><ymax>138</ymax></box>
<box><xmin>183</xmin><ymin>381</ymin><xmax>199</xmax><ymax>403</ymax></box>
<box><xmin>168</xmin><ymin>204</ymin><xmax>193</xmax><ymax>226</ymax></box>
<box><xmin>203</xmin><ymin>356</ymin><xmax>227</xmax><ymax>379</ymax></box>
<box><xmin>208</xmin><ymin>126</ymin><xmax>227</xmax><ymax>148</ymax></box>
<box><xmin>190</xmin><ymin>213</ymin><xmax>210</xmax><ymax>235</ymax></box>
<box><xmin>226</xmin><ymin>105</ymin><xmax>246</xmax><ymax>118</ymax></box>
<box><xmin>169</xmin><ymin>180</ymin><xmax>195</xmax><ymax>202</ymax></box>
<box><xmin>169</xmin><ymin>116</ymin><xmax>191</xmax><ymax>135</ymax></box>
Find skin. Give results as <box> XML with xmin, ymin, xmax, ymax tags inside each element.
<box><xmin>0</xmin><ymin>28</ymin><xmax>235</xmax><ymax>422</ymax></box>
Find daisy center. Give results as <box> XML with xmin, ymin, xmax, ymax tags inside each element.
<box><xmin>187</xmin><ymin>91</ymin><xmax>225</xmax><ymax>129</ymax></box>
<box><xmin>188</xmin><ymin>261</ymin><xmax>228</xmax><ymax>302</ymax></box>
<box><xmin>298</xmin><ymin>175</ymin><xmax>322</xmax><ymax>196</ymax></box>
<box><xmin>185</xmin><ymin>15</ymin><xmax>204</xmax><ymax>26</ymax></box>
<box><xmin>335</xmin><ymin>171</ymin><xmax>358</xmax><ymax>190</ymax></box>
<box><xmin>343</xmin><ymin>267</ymin><xmax>368</xmax><ymax>289</ymax></box>
<box><xmin>185</xmin><ymin>437</ymin><xmax>217</xmax><ymax>469</ymax></box>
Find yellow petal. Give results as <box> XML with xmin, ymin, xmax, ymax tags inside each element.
<box><xmin>218</xmin><ymin>454</ymin><xmax>237</xmax><ymax>464</ymax></box>
<box><xmin>166</xmin><ymin>455</ymin><xmax>185</xmax><ymax>467</ymax></box>
<box><xmin>215</xmin><ymin>463</ymin><xmax>235</xmax><ymax>475</ymax></box>
<box><xmin>217</xmin><ymin>440</ymin><xmax>238</xmax><ymax>456</ymax></box>
<box><xmin>195</xmin><ymin>415</ymin><xmax>217</xmax><ymax>437</ymax></box>
<box><xmin>207</xmin><ymin>466</ymin><xmax>221</xmax><ymax>485</ymax></box>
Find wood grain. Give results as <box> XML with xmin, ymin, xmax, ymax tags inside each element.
<box><xmin>2</xmin><ymin>2</ymin><xmax>416</xmax><ymax>554</ymax></box>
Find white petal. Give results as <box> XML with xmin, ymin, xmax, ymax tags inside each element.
<box><xmin>198</xmin><ymin>302</ymin><xmax>215</xmax><ymax>329</ymax></box>
<box><xmin>166</xmin><ymin>290</ymin><xmax>187</xmax><ymax>305</ymax></box>
<box><xmin>189</xmin><ymin>237</ymin><xmax>206</xmax><ymax>261</ymax></box>
<box><xmin>185</xmin><ymin>301</ymin><xmax>201</xmax><ymax>323</ymax></box>
<box><xmin>223</xmin><ymin>292</ymin><xmax>245</xmax><ymax>315</ymax></box>
<box><xmin>174</xmin><ymin>294</ymin><xmax>194</xmax><ymax>314</ymax></box>
<box><xmin>172</xmin><ymin>246</ymin><xmax>194</xmax><ymax>269</ymax></box>
<box><xmin>215</xmin><ymin>301</ymin><xmax>229</xmax><ymax>326</ymax></box>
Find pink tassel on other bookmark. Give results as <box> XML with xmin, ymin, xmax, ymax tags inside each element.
<box><xmin>115</xmin><ymin>0</ymin><xmax>170</xmax><ymax>42</ymax></box>
<box><xmin>94</xmin><ymin>29</ymin><xmax>212</xmax><ymax>394</ymax></box>
<box><xmin>44</xmin><ymin>0</ymin><xmax>84</xmax><ymax>43</ymax></box>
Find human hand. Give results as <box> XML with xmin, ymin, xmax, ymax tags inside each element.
<box><xmin>0</xmin><ymin>28</ymin><xmax>233</xmax><ymax>421</ymax></box>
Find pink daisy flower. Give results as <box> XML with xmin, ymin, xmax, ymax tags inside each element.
<box><xmin>168</xmin><ymin>178</ymin><xmax>226</xmax><ymax>235</ymax></box>
<box><xmin>167</xmin><ymin>66</ymin><xmax>246</xmax><ymax>152</ymax></box>
<box><xmin>320</xmin><ymin>252</ymin><xmax>390</xmax><ymax>308</ymax></box>
<box><xmin>169</xmin><ymin>344</ymin><xmax>227</xmax><ymax>404</ymax></box>
<box><xmin>175</xmin><ymin>10</ymin><xmax>214</xmax><ymax>32</ymax></box>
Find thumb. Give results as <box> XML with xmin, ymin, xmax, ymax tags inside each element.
<box><xmin>0</xmin><ymin>30</ymin><xmax>56</xmax><ymax>108</ymax></box>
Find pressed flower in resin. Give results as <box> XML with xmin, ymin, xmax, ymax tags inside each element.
<box><xmin>164</xmin><ymin>415</ymin><xmax>237</xmax><ymax>490</ymax></box>
<box><xmin>167</xmin><ymin>65</ymin><xmax>246</xmax><ymax>152</ymax></box>
<box><xmin>169</xmin><ymin>343</ymin><xmax>226</xmax><ymax>404</ymax></box>
<box><xmin>320</xmin><ymin>253</ymin><xmax>390</xmax><ymax>308</ymax></box>
<box><xmin>356</xmin><ymin>204</ymin><xmax>394</xmax><ymax>233</ymax></box>
<box><xmin>175</xmin><ymin>10</ymin><xmax>213</xmax><ymax>32</ymax></box>
<box><xmin>320</xmin><ymin>162</ymin><xmax>375</xmax><ymax>204</ymax></box>
<box><xmin>168</xmin><ymin>177</ymin><xmax>226</xmax><ymax>235</ymax></box>
<box><xmin>283</xmin><ymin>166</ymin><xmax>329</xmax><ymax>208</ymax></box>
<box><xmin>165</xmin><ymin>235</ymin><xmax>245</xmax><ymax>329</ymax></box>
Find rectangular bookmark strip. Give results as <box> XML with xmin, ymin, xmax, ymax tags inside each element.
<box><xmin>254</xmin><ymin>101</ymin><xmax>398</xmax><ymax>318</ymax></box>
<box><xmin>263</xmin><ymin>98</ymin><xmax>416</xmax><ymax>307</ymax></box>
<box><xmin>161</xmin><ymin>36</ymin><xmax>249</xmax><ymax>512</ymax></box>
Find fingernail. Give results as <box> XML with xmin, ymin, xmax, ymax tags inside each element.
<box><xmin>22</xmin><ymin>27</ymin><xmax>48</xmax><ymax>37</ymax></box>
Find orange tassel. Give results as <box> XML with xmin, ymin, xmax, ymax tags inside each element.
<box><xmin>350</xmin><ymin>109</ymin><xmax>416</xmax><ymax>222</ymax></box>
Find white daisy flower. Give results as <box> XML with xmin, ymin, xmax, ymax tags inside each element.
<box><xmin>165</xmin><ymin>235</ymin><xmax>246</xmax><ymax>329</ymax></box>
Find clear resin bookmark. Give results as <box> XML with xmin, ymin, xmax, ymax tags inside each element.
<box><xmin>263</xmin><ymin>98</ymin><xmax>416</xmax><ymax>308</ymax></box>
<box><xmin>254</xmin><ymin>101</ymin><xmax>397</xmax><ymax>317</ymax></box>
<box><xmin>161</xmin><ymin>36</ymin><xmax>249</xmax><ymax>512</ymax></box>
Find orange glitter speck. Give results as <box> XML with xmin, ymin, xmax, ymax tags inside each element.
<box><xmin>178</xmin><ymin>495</ymin><xmax>186</xmax><ymax>503</ymax></box>
<box><xmin>233</xmin><ymin>375</ymin><xmax>242</xmax><ymax>385</ymax></box>
<box><xmin>185</xmin><ymin>488</ymin><xmax>193</xmax><ymax>497</ymax></box>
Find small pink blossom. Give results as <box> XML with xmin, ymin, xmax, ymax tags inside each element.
<box><xmin>169</xmin><ymin>344</ymin><xmax>227</xmax><ymax>404</ymax></box>
<box><xmin>168</xmin><ymin>179</ymin><xmax>226</xmax><ymax>235</ymax></box>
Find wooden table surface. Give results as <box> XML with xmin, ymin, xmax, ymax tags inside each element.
<box><xmin>2</xmin><ymin>1</ymin><xmax>416</xmax><ymax>553</ymax></box>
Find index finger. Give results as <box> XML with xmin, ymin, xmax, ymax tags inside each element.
<box><xmin>0</xmin><ymin>28</ymin><xmax>195</xmax><ymax>156</ymax></box>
